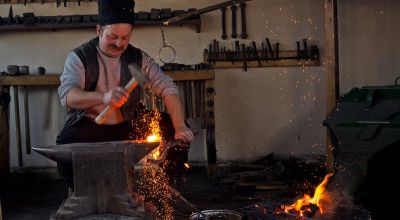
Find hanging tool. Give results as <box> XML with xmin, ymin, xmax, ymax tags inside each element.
<box><xmin>95</xmin><ymin>64</ymin><xmax>149</xmax><ymax>125</ymax></box>
<box><xmin>64</xmin><ymin>0</ymin><xmax>67</xmax><ymax>7</ymax></box>
<box><xmin>266</xmin><ymin>38</ymin><xmax>275</xmax><ymax>60</ymax></box>
<box><xmin>235</xmin><ymin>40</ymin><xmax>240</xmax><ymax>63</ymax></box>
<box><xmin>241</xmin><ymin>43</ymin><xmax>247</xmax><ymax>71</ymax></box>
<box><xmin>23</xmin><ymin>86</ymin><xmax>31</xmax><ymax>154</ymax></box>
<box><xmin>275</xmin><ymin>42</ymin><xmax>280</xmax><ymax>59</ymax></box>
<box><xmin>296</xmin><ymin>41</ymin><xmax>301</xmax><ymax>59</ymax></box>
<box><xmin>239</xmin><ymin>2</ymin><xmax>248</xmax><ymax>39</ymax></box>
<box><xmin>13</xmin><ymin>86</ymin><xmax>23</xmax><ymax>167</ymax></box>
<box><xmin>252</xmin><ymin>41</ymin><xmax>261</xmax><ymax>67</ymax></box>
<box><xmin>261</xmin><ymin>42</ymin><xmax>267</xmax><ymax>60</ymax></box>
<box><xmin>162</xmin><ymin>0</ymin><xmax>253</xmax><ymax>25</ymax></box>
<box><xmin>208</xmin><ymin>44</ymin><xmax>213</xmax><ymax>63</ymax></box>
<box><xmin>309</xmin><ymin>45</ymin><xmax>319</xmax><ymax>59</ymax></box>
<box><xmin>56</xmin><ymin>0</ymin><xmax>60</xmax><ymax>7</ymax></box>
<box><xmin>220</xmin><ymin>7</ymin><xmax>227</xmax><ymax>40</ymax></box>
<box><xmin>8</xmin><ymin>6</ymin><xmax>14</xmax><ymax>25</ymax></box>
<box><xmin>230</xmin><ymin>4</ymin><xmax>238</xmax><ymax>38</ymax></box>
<box><xmin>302</xmin><ymin>38</ymin><xmax>309</xmax><ymax>59</ymax></box>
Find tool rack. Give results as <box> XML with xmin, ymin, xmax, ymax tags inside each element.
<box><xmin>0</xmin><ymin>14</ymin><xmax>201</xmax><ymax>32</ymax></box>
<box><xmin>0</xmin><ymin>70</ymin><xmax>216</xmax><ymax>179</ymax></box>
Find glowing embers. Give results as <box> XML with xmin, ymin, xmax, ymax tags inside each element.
<box><xmin>282</xmin><ymin>173</ymin><xmax>333</xmax><ymax>217</ymax></box>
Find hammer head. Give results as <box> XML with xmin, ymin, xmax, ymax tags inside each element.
<box><xmin>128</xmin><ymin>64</ymin><xmax>150</xmax><ymax>87</ymax></box>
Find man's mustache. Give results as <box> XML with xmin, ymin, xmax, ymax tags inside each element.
<box><xmin>110</xmin><ymin>45</ymin><xmax>123</xmax><ymax>50</ymax></box>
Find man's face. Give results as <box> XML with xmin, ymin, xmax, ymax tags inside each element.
<box><xmin>97</xmin><ymin>23</ymin><xmax>133</xmax><ymax>58</ymax></box>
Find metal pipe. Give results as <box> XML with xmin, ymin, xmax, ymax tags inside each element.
<box><xmin>162</xmin><ymin>0</ymin><xmax>254</xmax><ymax>25</ymax></box>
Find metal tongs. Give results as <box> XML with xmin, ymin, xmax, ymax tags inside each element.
<box><xmin>139</xmin><ymin>139</ymin><xmax>189</xmax><ymax>165</ymax></box>
<box><xmin>168</xmin><ymin>185</ymin><xmax>207</xmax><ymax>219</ymax></box>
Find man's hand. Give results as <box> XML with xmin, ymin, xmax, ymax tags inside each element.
<box><xmin>102</xmin><ymin>86</ymin><xmax>129</xmax><ymax>108</ymax></box>
<box><xmin>174</xmin><ymin>125</ymin><xmax>194</xmax><ymax>143</ymax></box>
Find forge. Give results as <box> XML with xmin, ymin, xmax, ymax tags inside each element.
<box><xmin>33</xmin><ymin>141</ymin><xmax>159</xmax><ymax>220</ymax></box>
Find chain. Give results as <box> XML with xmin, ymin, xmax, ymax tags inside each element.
<box><xmin>160</xmin><ymin>24</ymin><xmax>167</xmax><ymax>47</ymax></box>
<box><xmin>158</xmin><ymin>23</ymin><xmax>176</xmax><ymax>63</ymax></box>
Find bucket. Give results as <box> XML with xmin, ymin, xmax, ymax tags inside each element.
<box><xmin>189</xmin><ymin>209</ymin><xmax>242</xmax><ymax>220</ymax></box>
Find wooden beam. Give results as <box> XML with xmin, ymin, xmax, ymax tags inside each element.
<box><xmin>325</xmin><ymin>0</ymin><xmax>339</xmax><ymax>171</ymax></box>
<box><xmin>0</xmin><ymin>70</ymin><xmax>215</xmax><ymax>86</ymax></box>
<box><xmin>0</xmin><ymin>75</ymin><xmax>60</xmax><ymax>86</ymax></box>
<box><xmin>165</xmin><ymin>70</ymin><xmax>215</xmax><ymax>81</ymax></box>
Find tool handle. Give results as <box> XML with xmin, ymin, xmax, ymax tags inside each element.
<box><xmin>95</xmin><ymin>76</ymin><xmax>138</xmax><ymax>124</ymax></box>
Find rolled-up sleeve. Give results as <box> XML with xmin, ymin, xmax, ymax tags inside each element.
<box><xmin>58</xmin><ymin>52</ymin><xmax>85</xmax><ymax>106</ymax></box>
<box><xmin>140</xmin><ymin>51</ymin><xmax>179</xmax><ymax>98</ymax></box>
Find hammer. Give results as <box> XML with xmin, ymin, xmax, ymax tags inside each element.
<box><xmin>95</xmin><ymin>64</ymin><xmax>149</xmax><ymax>125</ymax></box>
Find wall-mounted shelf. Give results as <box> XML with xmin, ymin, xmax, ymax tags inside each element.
<box><xmin>204</xmin><ymin>50</ymin><xmax>320</xmax><ymax>69</ymax></box>
<box><xmin>0</xmin><ymin>69</ymin><xmax>214</xmax><ymax>86</ymax></box>
<box><xmin>0</xmin><ymin>14</ymin><xmax>201</xmax><ymax>32</ymax></box>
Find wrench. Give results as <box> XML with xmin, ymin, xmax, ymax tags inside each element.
<box><xmin>231</xmin><ymin>4</ymin><xmax>238</xmax><ymax>38</ymax></box>
<box><xmin>240</xmin><ymin>3</ymin><xmax>248</xmax><ymax>39</ymax></box>
<box><xmin>221</xmin><ymin>7</ymin><xmax>227</xmax><ymax>40</ymax></box>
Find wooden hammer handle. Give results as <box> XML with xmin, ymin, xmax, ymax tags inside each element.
<box><xmin>95</xmin><ymin>76</ymin><xmax>139</xmax><ymax>125</ymax></box>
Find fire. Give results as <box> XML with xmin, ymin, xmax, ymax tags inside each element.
<box><xmin>147</xmin><ymin>135</ymin><xmax>161</xmax><ymax>142</ymax></box>
<box><xmin>284</xmin><ymin>173</ymin><xmax>333</xmax><ymax>216</ymax></box>
<box><xmin>152</xmin><ymin>149</ymin><xmax>161</xmax><ymax>160</ymax></box>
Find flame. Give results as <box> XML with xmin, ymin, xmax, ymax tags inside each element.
<box><xmin>152</xmin><ymin>149</ymin><xmax>161</xmax><ymax>160</ymax></box>
<box><xmin>284</xmin><ymin>173</ymin><xmax>333</xmax><ymax>216</ymax></box>
<box><xmin>147</xmin><ymin>135</ymin><xmax>161</xmax><ymax>142</ymax></box>
<box><xmin>184</xmin><ymin>163</ymin><xmax>190</xmax><ymax>169</ymax></box>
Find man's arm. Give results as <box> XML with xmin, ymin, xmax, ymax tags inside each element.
<box><xmin>66</xmin><ymin>86</ymin><xmax>128</xmax><ymax>110</ymax></box>
<box><xmin>163</xmin><ymin>94</ymin><xmax>194</xmax><ymax>143</ymax></box>
<box><xmin>59</xmin><ymin>51</ymin><xmax>128</xmax><ymax>111</ymax></box>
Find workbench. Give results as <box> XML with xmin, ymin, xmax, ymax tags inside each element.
<box><xmin>0</xmin><ymin>70</ymin><xmax>216</xmax><ymax>179</ymax></box>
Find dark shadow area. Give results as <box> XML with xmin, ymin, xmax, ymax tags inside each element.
<box><xmin>0</xmin><ymin>168</ymin><xmax>68</xmax><ymax>220</ymax></box>
<box><xmin>354</xmin><ymin>141</ymin><xmax>400</xmax><ymax>220</ymax></box>
<box><xmin>1</xmin><ymin>156</ymin><xmax>329</xmax><ymax>220</ymax></box>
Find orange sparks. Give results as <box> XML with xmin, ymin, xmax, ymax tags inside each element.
<box><xmin>184</xmin><ymin>163</ymin><xmax>190</xmax><ymax>169</ymax></box>
<box><xmin>284</xmin><ymin>173</ymin><xmax>333</xmax><ymax>216</ymax></box>
<box><xmin>145</xmin><ymin>108</ymin><xmax>162</xmax><ymax>143</ymax></box>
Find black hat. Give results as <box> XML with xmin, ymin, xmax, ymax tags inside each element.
<box><xmin>98</xmin><ymin>0</ymin><xmax>135</xmax><ymax>26</ymax></box>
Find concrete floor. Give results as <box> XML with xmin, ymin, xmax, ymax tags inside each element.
<box><xmin>0</xmin><ymin>160</ymin><xmax>327</xmax><ymax>220</ymax></box>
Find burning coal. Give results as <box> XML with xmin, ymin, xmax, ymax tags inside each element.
<box><xmin>281</xmin><ymin>173</ymin><xmax>333</xmax><ymax>217</ymax></box>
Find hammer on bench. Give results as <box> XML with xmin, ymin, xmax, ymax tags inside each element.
<box><xmin>95</xmin><ymin>64</ymin><xmax>149</xmax><ymax>125</ymax></box>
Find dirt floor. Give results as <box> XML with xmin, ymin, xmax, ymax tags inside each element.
<box><xmin>0</xmin><ymin>155</ymin><xmax>352</xmax><ymax>220</ymax></box>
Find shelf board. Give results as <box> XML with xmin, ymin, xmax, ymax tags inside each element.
<box><xmin>0</xmin><ymin>69</ymin><xmax>214</xmax><ymax>86</ymax></box>
<box><xmin>204</xmin><ymin>49</ymin><xmax>320</xmax><ymax>68</ymax></box>
<box><xmin>0</xmin><ymin>15</ymin><xmax>201</xmax><ymax>32</ymax></box>
<box><xmin>0</xmin><ymin>75</ymin><xmax>60</xmax><ymax>86</ymax></box>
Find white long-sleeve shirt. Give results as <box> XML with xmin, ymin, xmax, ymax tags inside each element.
<box><xmin>58</xmin><ymin>47</ymin><xmax>178</xmax><ymax>123</ymax></box>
